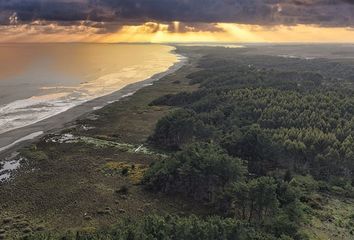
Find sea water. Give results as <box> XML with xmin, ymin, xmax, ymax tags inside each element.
<box><xmin>0</xmin><ymin>43</ymin><xmax>180</xmax><ymax>135</ymax></box>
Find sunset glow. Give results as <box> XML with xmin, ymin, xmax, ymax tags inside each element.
<box><xmin>1</xmin><ymin>0</ymin><xmax>354</xmax><ymax>43</ymax></box>
<box><xmin>2</xmin><ymin>22</ymin><xmax>354</xmax><ymax>43</ymax></box>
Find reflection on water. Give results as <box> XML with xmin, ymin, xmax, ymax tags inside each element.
<box><xmin>0</xmin><ymin>44</ymin><xmax>180</xmax><ymax>135</ymax></box>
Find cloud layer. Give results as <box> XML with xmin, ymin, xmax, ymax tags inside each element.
<box><xmin>0</xmin><ymin>0</ymin><xmax>354</xmax><ymax>43</ymax></box>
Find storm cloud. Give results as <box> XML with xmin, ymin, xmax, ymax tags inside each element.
<box><xmin>1</xmin><ymin>0</ymin><xmax>354</xmax><ymax>30</ymax></box>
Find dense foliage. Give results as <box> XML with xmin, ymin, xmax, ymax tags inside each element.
<box><xmin>30</xmin><ymin>215</ymin><xmax>285</xmax><ymax>240</ymax></box>
<box><xmin>144</xmin><ymin>143</ymin><xmax>245</xmax><ymax>202</ymax></box>
<box><xmin>149</xmin><ymin>52</ymin><xmax>354</xmax><ymax>183</ymax></box>
<box><xmin>145</xmin><ymin>48</ymin><xmax>354</xmax><ymax>239</ymax></box>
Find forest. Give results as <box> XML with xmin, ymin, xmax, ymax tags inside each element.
<box><xmin>144</xmin><ymin>48</ymin><xmax>354</xmax><ymax>239</ymax></box>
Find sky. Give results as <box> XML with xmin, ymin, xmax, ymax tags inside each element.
<box><xmin>1</xmin><ymin>0</ymin><xmax>354</xmax><ymax>43</ymax></box>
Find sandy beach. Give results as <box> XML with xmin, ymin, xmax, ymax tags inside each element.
<box><xmin>0</xmin><ymin>53</ymin><xmax>187</xmax><ymax>159</ymax></box>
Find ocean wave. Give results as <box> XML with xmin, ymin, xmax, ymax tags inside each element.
<box><xmin>0</xmin><ymin>94</ymin><xmax>83</xmax><ymax>135</ymax></box>
<box><xmin>0</xmin><ymin>45</ymin><xmax>182</xmax><ymax>136</ymax></box>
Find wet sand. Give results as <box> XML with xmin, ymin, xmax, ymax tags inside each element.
<box><xmin>0</xmin><ymin>55</ymin><xmax>187</xmax><ymax>159</ymax></box>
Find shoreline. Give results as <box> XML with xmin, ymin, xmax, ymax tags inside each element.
<box><xmin>0</xmin><ymin>46</ymin><xmax>202</xmax><ymax>236</ymax></box>
<box><xmin>0</xmin><ymin>51</ymin><xmax>187</xmax><ymax>160</ymax></box>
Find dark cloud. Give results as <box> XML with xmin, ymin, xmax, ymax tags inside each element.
<box><xmin>0</xmin><ymin>0</ymin><xmax>354</xmax><ymax>30</ymax></box>
<box><xmin>341</xmin><ymin>0</ymin><xmax>354</xmax><ymax>4</ymax></box>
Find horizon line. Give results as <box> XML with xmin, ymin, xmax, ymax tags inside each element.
<box><xmin>1</xmin><ymin>41</ymin><xmax>354</xmax><ymax>45</ymax></box>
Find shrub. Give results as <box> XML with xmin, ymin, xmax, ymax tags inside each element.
<box><xmin>116</xmin><ymin>185</ymin><xmax>129</xmax><ymax>195</ymax></box>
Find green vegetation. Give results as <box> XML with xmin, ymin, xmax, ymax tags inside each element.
<box><xmin>144</xmin><ymin>142</ymin><xmax>245</xmax><ymax>202</ymax></box>
<box><xmin>143</xmin><ymin>48</ymin><xmax>354</xmax><ymax>239</ymax></box>
<box><xmin>149</xmin><ymin>50</ymin><xmax>354</xmax><ymax>183</ymax></box>
<box><xmin>29</xmin><ymin>215</ymin><xmax>282</xmax><ymax>240</ymax></box>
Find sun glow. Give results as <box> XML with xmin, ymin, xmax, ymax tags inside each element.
<box><xmin>2</xmin><ymin>21</ymin><xmax>354</xmax><ymax>43</ymax></box>
<box><xmin>101</xmin><ymin>23</ymin><xmax>354</xmax><ymax>43</ymax></box>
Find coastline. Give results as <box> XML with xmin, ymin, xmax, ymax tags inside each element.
<box><xmin>0</xmin><ymin>50</ymin><xmax>187</xmax><ymax>159</ymax></box>
<box><xmin>0</xmin><ymin>46</ymin><xmax>202</xmax><ymax>236</ymax></box>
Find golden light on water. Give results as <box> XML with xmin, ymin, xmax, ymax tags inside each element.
<box><xmin>0</xmin><ymin>43</ymin><xmax>180</xmax><ymax>135</ymax></box>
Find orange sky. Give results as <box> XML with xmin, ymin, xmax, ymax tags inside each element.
<box><xmin>1</xmin><ymin>22</ymin><xmax>354</xmax><ymax>43</ymax></box>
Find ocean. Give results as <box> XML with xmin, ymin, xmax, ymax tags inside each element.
<box><xmin>0</xmin><ymin>43</ymin><xmax>180</xmax><ymax>136</ymax></box>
